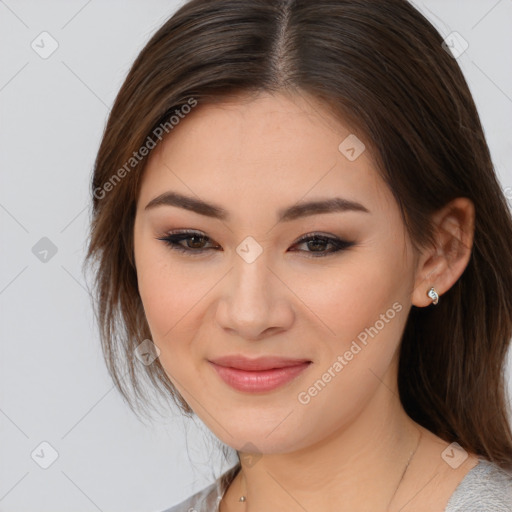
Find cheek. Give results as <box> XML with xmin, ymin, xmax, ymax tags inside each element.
<box><xmin>288</xmin><ymin>252</ymin><xmax>401</xmax><ymax>343</ymax></box>
<box><xmin>137</xmin><ymin>266</ymin><xmax>196</xmax><ymax>383</ymax></box>
<box><xmin>135</xmin><ymin>245</ymin><xmax>196</xmax><ymax>345</ymax></box>
<box><xmin>291</xmin><ymin>249</ymin><xmax>408</xmax><ymax>404</ymax></box>
<box><xmin>295</xmin><ymin>281</ymin><xmax>406</xmax><ymax>436</ymax></box>
<box><xmin>134</xmin><ymin>247</ymin><xmax>223</xmax><ymax>387</ymax></box>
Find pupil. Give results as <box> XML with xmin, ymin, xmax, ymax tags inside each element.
<box><xmin>308</xmin><ymin>239</ymin><xmax>326</xmax><ymax>251</ymax></box>
<box><xmin>189</xmin><ymin>236</ymin><xmax>204</xmax><ymax>248</ymax></box>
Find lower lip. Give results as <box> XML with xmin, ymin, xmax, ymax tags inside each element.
<box><xmin>209</xmin><ymin>361</ymin><xmax>311</xmax><ymax>393</ymax></box>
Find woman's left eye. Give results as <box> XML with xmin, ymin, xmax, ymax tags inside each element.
<box><xmin>156</xmin><ymin>230</ymin><xmax>355</xmax><ymax>258</ymax></box>
<box><xmin>290</xmin><ymin>233</ymin><xmax>355</xmax><ymax>257</ymax></box>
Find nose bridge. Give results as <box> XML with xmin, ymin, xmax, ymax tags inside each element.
<box><xmin>230</xmin><ymin>244</ymin><xmax>273</xmax><ymax>308</ymax></box>
<box><xmin>215</xmin><ymin>240</ymin><xmax>292</xmax><ymax>339</ymax></box>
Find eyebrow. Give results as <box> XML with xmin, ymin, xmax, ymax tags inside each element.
<box><xmin>144</xmin><ymin>191</ymin><xmax>370</xmax><ymax>222</ymax></box>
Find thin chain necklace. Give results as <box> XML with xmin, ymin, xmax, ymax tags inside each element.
<box><xmin>236</xmin><ymin>428</ymin><xmax>423</xmax><ymax>512</ymax></box>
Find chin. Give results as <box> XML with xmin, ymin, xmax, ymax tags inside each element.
<box><xmin>200</xmin><ymin>411</ymin><xmax>313</xmax><ymax>456</ymax></box>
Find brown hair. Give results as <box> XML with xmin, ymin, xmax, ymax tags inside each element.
<box><xmin>84</xmin><ymin>0</ymin><xmax>512</xmax><ymax>470</ymax></box>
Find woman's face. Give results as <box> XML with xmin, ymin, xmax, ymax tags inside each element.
<box><xmin>133</xmin><ymin>91</ymin><xmax>419</xmax><ymax>454</ymax></box>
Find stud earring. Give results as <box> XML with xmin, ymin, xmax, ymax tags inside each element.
<box><xmin>427</xmin><ymin>287</ymin><xmax>439</xmax><ymax>305</ymax></box>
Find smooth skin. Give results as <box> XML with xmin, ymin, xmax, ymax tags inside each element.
<box><xmin>133</xmin><ymin>91</ymin><xmax>477</xmax><ymax>512</ymax></box>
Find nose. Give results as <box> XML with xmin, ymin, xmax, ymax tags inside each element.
<box><xmin>215</xmin><ymin>253</ymin><xmax>295</xmax><ymax>341</ymax></box>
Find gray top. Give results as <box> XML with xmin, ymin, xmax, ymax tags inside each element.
<box><xmin>162</xmin><ymin>458</ymin><xmax>512</xmax><ymax>512</ymax></box>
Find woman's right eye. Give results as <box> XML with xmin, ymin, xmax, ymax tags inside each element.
<box><xmin>156</xmin><ymin>230</ymin><xmax>219</xmax><ymax>256</ymax></box>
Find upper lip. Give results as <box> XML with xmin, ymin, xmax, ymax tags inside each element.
<box><xmin>209</xmin><ymin>355</ymin><xmax>311</xmax><ymax>371</ymax></box>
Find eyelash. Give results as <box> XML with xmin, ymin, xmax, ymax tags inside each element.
<box><xmin>156</xmin><ymin>229</ymin><xmax>355</xmax><ymax>258</ymax></box>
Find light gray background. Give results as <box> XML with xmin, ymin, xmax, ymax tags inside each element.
<box><xmin>1</xmin><ymin>1</ymin><xmax>511</xmax><ymax>511</ymax></box>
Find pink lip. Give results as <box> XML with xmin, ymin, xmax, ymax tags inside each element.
<box><xmin>208</xmin><ymin>355</ymin><xmax>312</xmax><ymax>393</ymax></box>
<box><xmin>209</xmin><ymin>355</ymin><xmax>312</xmax><ymax>371</ymax></box>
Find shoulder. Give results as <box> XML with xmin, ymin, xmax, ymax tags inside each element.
<box><xmin>158</xmin><ymin>480</ymin><xmax>221</xmax><ymax>512</ymax></box>
<box><xmin>445</xmin><ymin>458</ymin><xmax>512</xmax><ymax>512</ymax></box>
<box><xmin>159</xmin><ymin>466</ymin><xmax>239</xmax><ymax>512</ymax></box>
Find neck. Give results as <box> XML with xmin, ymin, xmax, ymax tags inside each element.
<box><xmin>222</xmin><ymin>369</ymin><xmax>423</xmax><ymax>512</ymax></box>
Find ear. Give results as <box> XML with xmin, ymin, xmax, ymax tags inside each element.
<box><xmin>412</xmin><ymin>197</ymin><xmax>475</xmax><ymax>307</ymax></box>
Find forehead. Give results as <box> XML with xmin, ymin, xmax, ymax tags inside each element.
<box><xmin>137</xmin><ymin>92</ymin><xmax>394</xmax><ymax>218</ymax></box>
